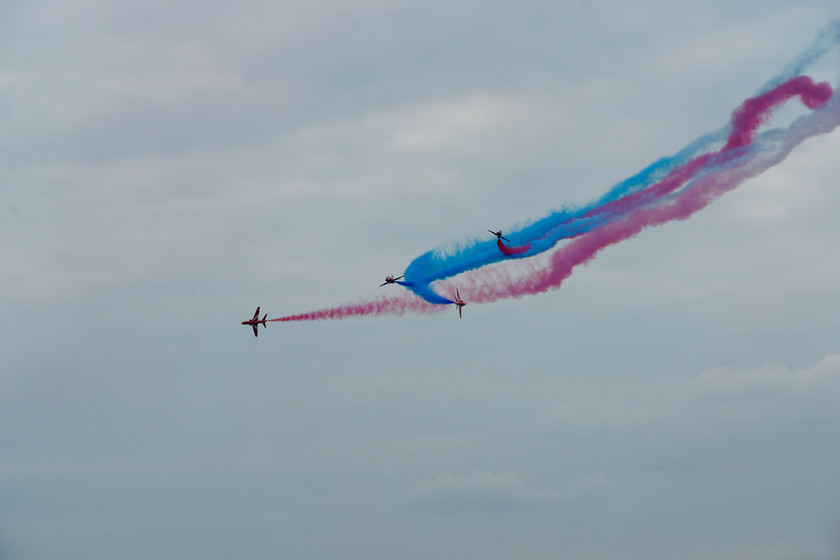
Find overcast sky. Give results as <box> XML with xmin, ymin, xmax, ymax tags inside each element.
<box><xmin>3</xmin><ymin>1</ymin><xmax>840</xmax><ymax>559</ymax></box>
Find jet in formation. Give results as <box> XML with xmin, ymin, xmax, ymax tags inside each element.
<box><xmin>241</xmin><ymin>306</ymin><xmax>268</xmax><ymax>337</ymax></box>
<box><xmin>380</xmin><ymin>274</ymin><xmax>404</xmax><ymax>287</ymax></box>
<box><xmin>452</xmin><ymin>289</ymin><xmax>467</xmax><ymax>318</ymax></box>
<box><xmin>488</xmin><ymin>229</ymin><xmax>510</xmax><ymax>243</ymax></box>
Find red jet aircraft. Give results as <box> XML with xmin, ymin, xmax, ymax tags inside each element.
<box><xmin>488</xmin><ymin>229</ymin><xmax>511</xmax><ymax>243</ymax></box>
<box><xmin>241</xmin><ymin>307</ymin><xmax>267</xmax><ymax>337</ymax></box>
<box><xmin>380</xmin><ymin>275</ymin><xmax>404</xmax><ymax>287</ymax></box>
<box><xmin>452</xmin><ymin>289</ymin><xmax>467</xmax><ymax>318</ymax></box>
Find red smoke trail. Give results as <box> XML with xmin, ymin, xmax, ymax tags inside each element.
<box><xmin>497</xmin><ymin>238</ymin><xmax>531</xmax><ymax>256</ymax></box>
<box><xmin>270</xmin><ymin>292</ymin><xmax>447</xmax><ymax>322</ymax></box>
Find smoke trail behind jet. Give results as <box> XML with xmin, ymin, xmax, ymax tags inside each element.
<box><xmin>272</xmin><ymin>20</ymin><xmax>840</xmax><ymax>323</ymax></box>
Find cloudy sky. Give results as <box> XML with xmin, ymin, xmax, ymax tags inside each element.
<box><xmin>3</xmin><ymin>1</ymin><xmax>840</xmax><ymax>558</ymax></box>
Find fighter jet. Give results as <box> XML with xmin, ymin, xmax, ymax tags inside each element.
<box><xmin>241</xmin><ymin>307</ymin><xmax>267</xmax><ymax>337</ymax></box>
<box><xmin>380</xmin><ymin>275</ymin><xmax>404</xmax><ymax>287</ymax></box>
<box><xmin>452</xmin><ymin>289</ymin><xmax>466</xmax><ymax>318</ymax></box>
<box><xmin>488</xmin><ymin>229</ymin><xmax>511</xmax><ymax>243</ymax></box>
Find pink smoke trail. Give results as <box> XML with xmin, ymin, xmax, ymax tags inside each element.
<box><xmin>569</xmin><ymin>77</ymin><xmax>831</xmax><ymax>228</ymax></box>
<box><xmin>724</xmin><ymin>75</ymin><xmax>833</xmax><ymax>150</ymax></box>
<box><xmin>269</xmin><ymin>292</ymin><xmax>446</xmax><ymax>322</ymax></box>
<box><xmin>460</xmin><ymin>79</ymin><xmax>838</xmax><ymax>304</ymax></box>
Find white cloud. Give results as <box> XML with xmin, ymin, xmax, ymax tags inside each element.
<box><xmin>389</xmin><ymin>92</ymin><xmax>544</xmax><ymax>152</ymax></box>
<box><xmin>408</xmin><ymin>469</ymin><xmax>617</xmax><ymax>513</ymax></box>
<box><xmin>410</xmin><ymin>470</ymin><xmax>534</xmax><ymax>511</ymax></box>
<box><xmin>697</xmin><ymin>352</ymin><xmax>840</xmax><ymax>400</ymax></box>
<box><xmin>690</xmin><ymin>353</ymin><xmax>840</xmax><ymax>436</ymax></box>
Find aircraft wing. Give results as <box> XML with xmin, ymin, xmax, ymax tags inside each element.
<box><xmin>252</xmin><ymin>324</ymin><xmax>259</xmax><ymax>337</ymax></box>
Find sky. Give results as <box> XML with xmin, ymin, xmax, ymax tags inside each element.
<box><xmin>3</xmin><ymin>1</ymin><xmax>840</xmax><ymax>559</ymax></box>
